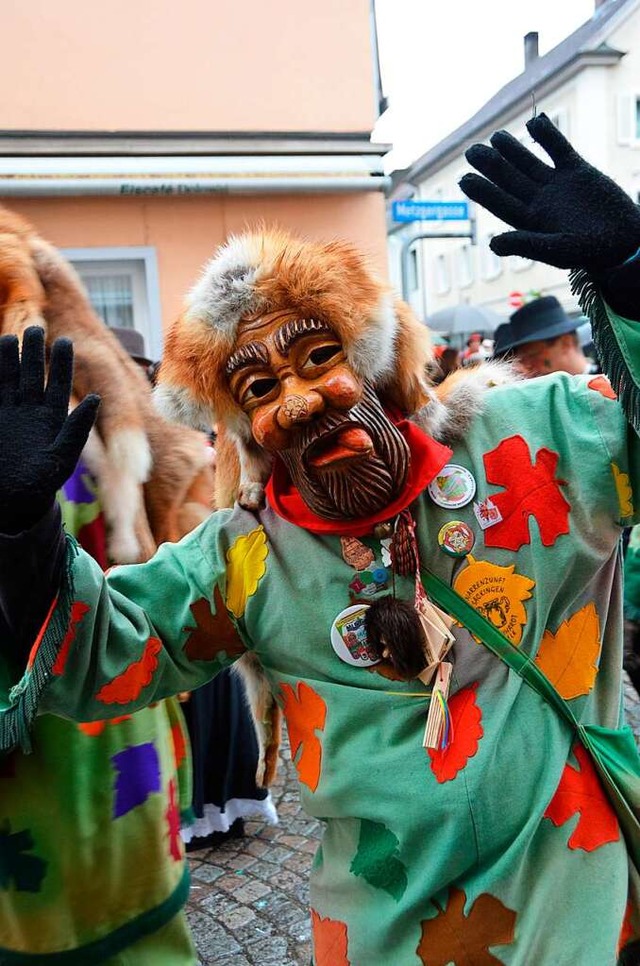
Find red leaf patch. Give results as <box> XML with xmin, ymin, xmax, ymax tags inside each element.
<box><xmin>429</xmin><ymin>682</ymin><xmax>483</xmax><ymax>783</ymax></box>
<box><xmin>96</xmin><ymin>636</ymin><xmax>162</xmax><ymax>705</ymax></box>
<box><xmin>544</xmin><ymin>743</ymin><xmax>620</xmax><ymax>851</ymax></box>
<box><xmin>483</xmin><ymin>434</ymin><xmax>570</xmax><ymax>551</ymax></box>
<box><xmin>166</xmin><ymin>778</ymin><xmax>182</xmax><ymax>861</ymax></box>
<box><xmin>52</xmin><ymin>601</ymin><xmax>90</xmax><ymax>675</ymax></box>
<box><xmin>171</xmin><ymin>720</ymin><xmax>187</xmax><ymax>768</ymax></box>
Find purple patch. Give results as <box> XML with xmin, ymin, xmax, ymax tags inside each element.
<box><xmin>61</xmin><ymin>461</ymin><xmax>95</xmax><ymax>504</ymax></box>
<box><xmin>112</xmin><ymin>743</ymin><xmax>161</xmax><ymax>818</ymax></box>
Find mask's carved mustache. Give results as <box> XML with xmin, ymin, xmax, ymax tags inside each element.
<box><xmin>278</xmin><ymin>382</ymin><xmax>410</xmax><ymax>520</ymax></box>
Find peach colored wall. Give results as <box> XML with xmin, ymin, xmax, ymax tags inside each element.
<box><xmin>9</xmin><ymin>194</ymin><xmax>388</xmax><ymax>332</ymax></box>
<box><xmin>0</xmin><ymin>0</ymin><xmax>375</xmax><ymax>132</ymax></box>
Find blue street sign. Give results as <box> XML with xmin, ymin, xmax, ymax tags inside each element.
<box><xmin>392</xmin><ymin>200</ymin><xmax>469</xmax><ymax>223</ymax></box>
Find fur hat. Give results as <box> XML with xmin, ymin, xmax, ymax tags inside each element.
<box><xmin>155</xmin><ymin>228</ymin><xmax>433</xmax><ymax>442</ymax></box>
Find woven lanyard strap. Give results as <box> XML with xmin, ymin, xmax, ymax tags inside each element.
<box><xmin>422</xmin><ymin>568</ymin><xmax>582</xmax><ymax>735</ymax></box>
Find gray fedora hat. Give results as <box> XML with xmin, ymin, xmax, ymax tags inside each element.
<box><xmin>492</xmin><ymin>322</ymin><xmax>515</xmax><ymax>358</ymax></box>
<box><xmin>508</xmin><ymin>296</ymin><xmax>578</xmax><ymax>349</ymax></box>
<box><xmin>110</xmin><ymin>326</ymin><xmax>153</xmax><ymax>366</ymax></box>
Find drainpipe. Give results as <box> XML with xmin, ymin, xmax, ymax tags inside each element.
<box><xmin>524</xmin><ymin>31</ymin><xmax>539</xmax><ymax>70</ymax></box>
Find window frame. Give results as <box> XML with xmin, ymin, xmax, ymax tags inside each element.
<box><xmin>61</xmin><ymin>246</ymin><xmax>162</xmax><ymax>360</ymax></box>
<box><xmin>456</xmin><ymin>243</ymin><xmax>474</xmax><ymax>289</ymax></box>
<box><xmin>434</xmin><ymin>252</ymin><xmax>451</xmax><ymax>295</ymax></box>
<box><xmin>481</xmin><ymin>234</ymin><xmax>502</xmax><ymax>282</ymax></box>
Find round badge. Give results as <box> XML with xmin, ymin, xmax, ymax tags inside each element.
<box><xmin>330</xmin><ymin>604</ymin><xmax>380</xmax><ymax>667</ymax></box>
<box><xmin>428</xmin><ymin>464</ymin><xmax>476</xmax><ymax>509</ymax></box>
<box><xmin>438</xmin><ymin>520</ymin><xmax>475</xmax><ymax>558</ymax></box>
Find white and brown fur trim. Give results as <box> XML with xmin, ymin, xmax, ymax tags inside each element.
<box><xmin>157</xmin><ymin>228</ymin><xmax>433</xmax><ymax>504</ymax></box>
<box><xmin>414</xmin><ymin>359</ymin><xmax>519</xmax><ymax>444</ymax></box>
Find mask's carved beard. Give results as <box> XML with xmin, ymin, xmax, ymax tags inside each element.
<box><xmin>278</xmin><ymin>382</ymin><xmax>410</xmax><ymax>520</ymax></box>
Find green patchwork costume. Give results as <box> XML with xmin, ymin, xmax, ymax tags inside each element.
<box><xmin>3</xmin><ymin>336</ymin><xmax>640</xmax><ymax>963</ymax></box>
<box><xmin>0</xmin><ymin>459</ymin><xmax>195</xmax><ymax>965</ymax></box>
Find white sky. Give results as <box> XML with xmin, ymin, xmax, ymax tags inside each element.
<box><xmin>373</xmin><ymin>0</ymin><xmax>595</xmax><ymax>171</ymax></box>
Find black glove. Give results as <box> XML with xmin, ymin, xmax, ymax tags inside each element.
<box><xmin>460</xmin><ymin>113</ymin><xmax>640</xmax><ymax>272</ymax></box>
<box><xmin>0</xmin><ymin>326</ymin><xmax>100</xmax><ymax>533</ymax></box>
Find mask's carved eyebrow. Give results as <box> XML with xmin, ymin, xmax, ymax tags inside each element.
<box><xmin>225</xmin><ymin>341</ymin><xmax>270</xmax><ymax>377</ymax></box>
<box><xmin>273</xmin><ymin>317</ymin><xmax>334</xmax><ymax>356</ymax></box>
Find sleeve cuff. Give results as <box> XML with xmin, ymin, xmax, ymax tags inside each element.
<box><xmin>0</xmin><ymin>531</ymin><xmax>77</xmax><ymax>755</ymax></box>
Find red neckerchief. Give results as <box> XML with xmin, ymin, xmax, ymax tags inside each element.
<box><xmin>265</xmin><ymin>417</ymin><xmax>453</xmax><ymax>536</ymax></box>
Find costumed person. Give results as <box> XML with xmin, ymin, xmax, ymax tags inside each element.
<box><xmin>180</xmin><ymin>666</ymin><xmax>278</xmax><ymax>850</ymax></box>
<box><xmin>0</xmin><ymin>218</ymin><xmax>218</xmax><ymax>964</ymax></box>
<box><xmin>490</xmin><ymin>295</ymin><xmax>591</xmax><ymax>376</ymax></box>
<box><xmin>107</xmin><ymin>328</ymin><xmax>279</xmax><ymax>850</ymax></box>
<box><xmin>2</xmin><ymin>111</ymin><xmax>640</xmax><ymax>963</ymax></box>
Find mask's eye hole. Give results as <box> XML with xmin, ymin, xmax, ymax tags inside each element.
<box><xmin>246</xmin><ymin>378</ymin><xmax>278</xmax><ymax>400</ymax></box>
<box><xmin>306</xmin><ymin>345</ymin><xmax>341</xmax><ymax>367</ymax></box>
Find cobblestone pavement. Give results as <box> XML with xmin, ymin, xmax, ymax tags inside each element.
<box><xmin>185</xmin><ymin>735</ymin><xmax>319</xmax><ymax>965</ymax></box>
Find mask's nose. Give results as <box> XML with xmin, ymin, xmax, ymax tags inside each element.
<box><xmin>276</xmin><ymin>390</ymin><xmax>324</xmax><ymax>429</ymax></box>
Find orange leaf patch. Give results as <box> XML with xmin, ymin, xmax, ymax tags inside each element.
<box><xmin>280</xmin><ymin>682</ymin><xmax>327</xmax><ymax>792</ymax></box>
<box><xmin>96</xmin><ymin>636</ymin><xmax>162</xmax><ymax>705</ymax></box>
<box><xmin>77</xmin><ymin>714</ymin><xmax>131</xmax><ymax>736</ymax></box>
<box><xmin>52</xmin><ymin>601</ymin><xmax>90</xmax><ymax>675</ymax></box>
<box><xmin>183</xmin><ymin>586</ymin><xmax>245</xmax><ymax>662</ymax></box>
<box><xmin>535</xmin><ymin>602</ymin><xmax>601</xmax><ymax>699</ymax></box>
<box><xmin>429</xmin><ymin>682</ymin><xmax>483</xmax><ymax>783</ymax></box>
<box><xmin>311</xmin><ymin>910</ymin><xmax>350</xmax><ymax>966</ymax></box>
<box><xmin>588</xmin><ymin>375</ymin><xmax>617</xmax><ymax>400</ymax></box>
<box><xmin>544</xmin><ymin>743</ymin><xmax>620</xmax><ymax>851</ymax></box>
<box><xmin>417</xmin><ymin>888</ymin><xmax>516</xmax><ymax>966</ymax></box>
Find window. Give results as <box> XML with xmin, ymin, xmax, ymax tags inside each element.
<box><xmin>81</xmin><ymin>269</ymin><xmax>137</xmax><ymax>329</ymax></box>
<box><xmin>435</xmin><ymin>253</ymin><xmax>450</xmax><ymax>295</ymax></box>
<box><xmin>63</xmin><ymin>247</ymin><xmax>162</xmax><ymax>360</ymax></box>
<box><xmin>481</xmin><ymin>235</ymin><xmax>502</xmax><ymax>281</ymax></box>
<box><xmin>617</xmin><ymin>94</ymin><xmax>640</xmax><ymax>145</ymax></box>
<box><xmin>456</xmin><ymin>244</ymin><xmax>474</xmax><ymax>288</ymax></box>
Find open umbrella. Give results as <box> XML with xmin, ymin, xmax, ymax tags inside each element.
<box><xmin>427</xmin><ymin>304</ymin><xmax>504</xmax><ymax>335</ymax></box>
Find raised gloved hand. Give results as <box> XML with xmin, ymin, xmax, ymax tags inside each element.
<box><xmin>0</xmin><ymin>326</ymin><xmax>100</xmax><ymax>533</ymax></box>
<box><xmin>460</xmin><ymin>113</ymin><xmax>640</xmax><ymax>272</ymax></box>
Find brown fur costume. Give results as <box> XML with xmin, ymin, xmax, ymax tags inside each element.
<box><xmin>0</xmin><ymin>205</ymin><xmax>213</xmax><ymax>562</ymax></box>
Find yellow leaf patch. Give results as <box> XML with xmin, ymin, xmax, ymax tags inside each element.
<box><xmin>225</xmin><ymin>526</ymin><xmax>269</xmax><ymax>618</ymax></box>
<box><xmin>535</xmin><ymin>601</ymin><xmax>601</xmax><ymax>699</ymax></box>
<box><xmin>612</xmin><ymin>463</ymin><xmax>634</xmax><ymax>518</ymax></box>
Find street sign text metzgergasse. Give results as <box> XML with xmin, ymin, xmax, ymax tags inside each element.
<box><xmin>392</xmin><ymin>200</ymin><xmax>469</xmax><ymax>223</ymax></box>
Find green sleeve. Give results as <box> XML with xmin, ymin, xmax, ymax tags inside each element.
<box><xmin>572</xmin><ymin>270</ymin><xmax>640</xmax><ymax>436</ymax></box>
<box><xmin>0</xmin><ymin>514</ymin><xmax>248</xmax><ymax>753</ymax></box>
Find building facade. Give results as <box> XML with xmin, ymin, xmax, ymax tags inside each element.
<box><xmin>0</xmin><ymin>0</ymin><xmax>388</xmax><ymax>359</ymax></box>
<box><xmin>388</xmin><ymin>0</ymin><xmax>640</xmax><ymax>333</ymax></box>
